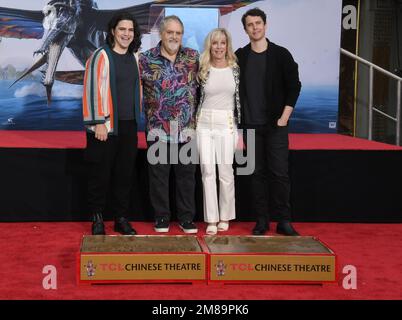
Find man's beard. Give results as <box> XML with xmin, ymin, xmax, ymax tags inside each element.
<box><xmin>166</xmin><ymin>40</ymin><xmax>180</xmax><ymax>53</ymax></box>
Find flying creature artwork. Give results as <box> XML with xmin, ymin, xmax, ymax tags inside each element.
<box><xmin>0</xmin><ymin>0</ymin><xmax>343</xmax><ymax>134</ymax></box>
<box><xmin>0</xmin><ymin>0</ymin><xmax>258</xmax><ymax>105</ymax></box>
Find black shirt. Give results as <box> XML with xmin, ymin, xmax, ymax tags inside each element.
<box><xmin>111</xmin><ymin>50</ymin><xmax>138</xmax><ymax>121</ymax></box>
<box><xmin>244</xmin><ymin>49</ymin><xmax>268</xmax><ymax>125</ymax></box>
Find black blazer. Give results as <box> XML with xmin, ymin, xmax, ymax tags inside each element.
<box><xmin>235</xmin><ymin>39</ymin><xmax>302</xmax><ymax>127</ymax></box>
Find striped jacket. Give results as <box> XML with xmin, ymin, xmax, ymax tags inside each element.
<box><xmin>82</xmin><ymin>45</ymin><xmax>142</xmax><ymax>135</ymax></box>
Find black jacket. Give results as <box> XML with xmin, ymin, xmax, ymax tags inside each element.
<box><xmin>235</xmin><ymin>40</ymin><xmax>302</xmax><ymax>127</ymax></box>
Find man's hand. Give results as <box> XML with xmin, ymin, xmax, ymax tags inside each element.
<box><xmin>277</xmin><ymin>106</ymin><xmax>294</xmax><ymax>127</ymax></box>
<box><xmin>277</xmin><ymin>117</ymin><xmax>289</xmax><ymax>127</ymax></box>
<box><xmin>95</xmin><ymin>124</ymin><xmax>108</xmax><ymax>141</ymax></box>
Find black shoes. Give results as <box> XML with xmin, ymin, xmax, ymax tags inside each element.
<box><xmin>154</xmin><ymin>218</ymin><xmax>197</xmax><ymax>234</ymax></box>
<box><xmin>252</xmin><ymin>218</ymin><xmax>270</xmax><ymax>236</ymax></box>
<box><xmin>114</xmin><ymin>217</ymin><xmax>137</xmax><ymax>235</ymax></box>
<box><xmin>179</xmin><ymin>221</ymin><xmax>198</xmax><ymax>234</ymax></box>
<box><xmin>92</xmin><ymin>213</ymin><xmax>105</xmax><ymax>235</ymax></box>
<box><xmin>276</xmin><ymin>221</ymin><xmax>299</xmax><ymax>236</ymax></box>
<box><xmin>252</xmin><ymin>219</ymin><xmax>300</xmax><ymax>236</ymax></box>
<box><xmin>154</xmin><ymin>217</ymin><xmax>170</xmax><ymax>233</ymax></box>
<box><xmin>91</xmin><ymin>214</ymin><xmax>136</xmax><ymax>235</ymax></box>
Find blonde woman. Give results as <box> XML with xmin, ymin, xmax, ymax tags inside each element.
<box><xmin>196</xmin><ymin>28</ymin><xmax>241</xmax><ymax>235</ymax></box>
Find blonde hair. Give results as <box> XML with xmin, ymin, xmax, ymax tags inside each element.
<box><xmin>198</xmin><ymin>28</ymin><xmax>237</xmax><ymax>83</ymax></box>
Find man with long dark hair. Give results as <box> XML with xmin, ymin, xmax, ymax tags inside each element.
<box><xmin>82</xmin><ymin>12</ymin><xmax>142</xmax><ymax>235</ymax></box>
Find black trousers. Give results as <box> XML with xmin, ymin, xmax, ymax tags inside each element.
<box><xmin>245</xmin><ymin>126</ymin><xmax>291</xmax><ymax>223</ymax></box>
<box><xmin>147</xmin><ymin>141</ymin><xmax>196</xmax><ymax>223</ymax></box>
<box><xmin>85</xmin><ymin>120</ymin><xmax>138</xmax><ymax>219</ymax></box>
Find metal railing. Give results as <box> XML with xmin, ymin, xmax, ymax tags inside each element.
<box><xmin>341</xmin><ymin>48</ymin><xmax>402</xmax><ymax>145</ymax></box>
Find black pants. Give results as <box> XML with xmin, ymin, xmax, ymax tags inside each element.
<box><xmin>147</xmin><ymin>141</ymin><xmax>196</xmax><ymax>223</ymax></box>
<box><xmin>85</xmin><ymin>120</ymin><xmax>138</xmax><ymax>219</ymax></box>
<box><xmin>245</xmin><ymin>126</ymin><xmax>291</xmax><ymax>223</ymax></box>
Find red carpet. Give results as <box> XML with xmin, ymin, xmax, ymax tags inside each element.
<box><xmin>1</xmin><ymin>131</ymin><xmax>402</xmax><ymax>150</ymax></box>
<box><xmin>0</xmin><ymin>222</ymin><xmax>401</xmax><ymax>300</ymax></box>
<box><xmin>288</xmin><ymin>134</ymin><xmax>402</xmax><ymax>150</ymax></box>
<box><xmin>0</xmin><ymin>131</ymin><xmax>87</xmax><ymax>149</ymax></box>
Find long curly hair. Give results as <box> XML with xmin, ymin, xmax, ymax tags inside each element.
<box><xmin>106</xmin><ymin>11</ymin><xmax>142</xmax><ymax>53</ymax></box>
<box><xmin>198</xmin><ymin>28</ymin><xmax>237</xmax><ymax>83</ymax></box>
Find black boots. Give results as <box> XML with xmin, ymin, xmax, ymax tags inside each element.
<box><xmin>92</xmin><ymin>213</ymin><xmax>105</xmax><ymax>235</ymax></box>
<box><xmin>114</xmin><ymin>217</ymin><xmax>137</xmax><ymax>235</ymax></box>
<box><xmin>276</xmin><ymin>221</ymin><xmax>300</xmax><ymax>236</ymax></box>
<box><xmin>252</xmin><ymin>218</ymin><xmax>300</xmax><ymax>236</ymax></box>
<box><xmin>252</xmin><ymin>218</ymin><xmax>270</xmax><ymax>236</ymax></box>
<box><xmin>91</xmin><ymin>214</ymin><xmax>137</xmax><ymax>235</ymax></box>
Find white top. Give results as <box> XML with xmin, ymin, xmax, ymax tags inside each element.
<box><xmin>202</xmin><ymin>66</ymin><xmax>235</xmax><ymax>111</ymax></box>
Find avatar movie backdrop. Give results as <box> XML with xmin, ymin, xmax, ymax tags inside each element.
<box><xmin>0</xmin><ymin>0</ymin><xmax>342</xmax><ymax>136</ymax></box>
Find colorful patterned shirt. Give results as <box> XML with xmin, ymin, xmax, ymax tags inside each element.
<box><xmin>139</xmin><ymin>42</ymin><xmax>199</xmax><ymax>143</ymax></box>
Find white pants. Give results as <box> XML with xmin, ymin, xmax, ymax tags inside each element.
<box><xmin>196</xmin><ymin>109</ymin><xmax>238</xmax><ymax>223</ymax></box>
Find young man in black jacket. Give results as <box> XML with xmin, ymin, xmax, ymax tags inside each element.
<box><xmin>235</xmin><ymin>8</ymin><xmax>302</xmax><ymax>236</ymax></box>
